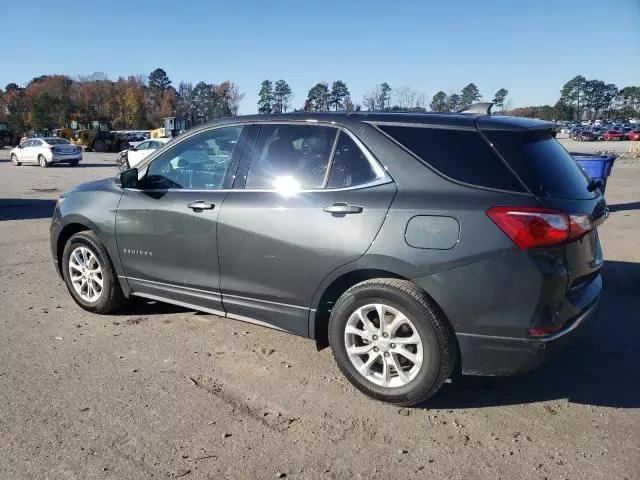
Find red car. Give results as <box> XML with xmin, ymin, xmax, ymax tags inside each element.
<box><xmin>626</xmin><ymin>129</ymin><xmax>640</xmax><ymax>141</ymax></box>
<box><xmin>602</xmin><ymin>130</ymin><xmax>623</xmax><ymax>141</ymax></box>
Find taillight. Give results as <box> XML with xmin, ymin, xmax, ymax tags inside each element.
<box><xmin>487</xmin><ymin>206</ymin><xmax>593</xmax><ymax>249</ymax></box>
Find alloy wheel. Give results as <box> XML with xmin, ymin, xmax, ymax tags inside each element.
<box><xmin>344</xmin><ymin>303</ymin><xmax>423</xmax><ymax>388</ymax></box>
<box><xmin>68</xmin><ymin>246</ymin><xmax>103</xmax><ymax>302</ymax></box>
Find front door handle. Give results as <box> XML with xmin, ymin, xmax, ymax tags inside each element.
<box><xmin>323</xmin><ymin>202</ymin><xmax>363</xmax><ymax>215</ymax></box>
<box><xmin>187</xmin><ymin>201</ymin><xmax>215</xmax><ymax>211</ymax></box>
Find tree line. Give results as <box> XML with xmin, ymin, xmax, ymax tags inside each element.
<box><xmin>257</xmin><ymin>80</ymin><xmax>510</xmax><ymax>114</ymax></box>
<box><xmin>257</xmin><ymin>77</ymin><xmax>639</xmax><ymax>122</ymax></box>
<box><xmin>0</xmin><ymin>68</ymin><xmax>244</xmax><ymax>134</ymax></box>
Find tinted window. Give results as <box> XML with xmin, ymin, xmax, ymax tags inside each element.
<box><xmin>485</xmin><ymin>131</ymin><xmax>596</xmax><ymax>200</ymax></box>
<box><xmin>327</xmin><ymin>133</ymin><xmax>378</xmax><ymax>188</ymax></box>
<box><xmin>45</xmin><ymin>138</ymin><xmax>70</xmax><ymax>145</ymax></box>
<box><xmin>522</xmin><ymin>135</ymin><xmax>595</xmax><ymax>200</ymax></box>
<box><xmin>246</xmin><ymin>124</ymin><xmax>337</xmax><ymax>190</ymax></box>
<box><xmin>136</xmin><ymin>141</ymin><xmax>151</xmax><ymax>150</ymax></box>
<box><xmin>143</xmin><ymin>126</ymin><xmax>242</xmax><ymax>190</ymax></box>
<box><xmin>378</xmin><ymin>125</ymin><xmax>524</xmax><ymax>192</ymax></box>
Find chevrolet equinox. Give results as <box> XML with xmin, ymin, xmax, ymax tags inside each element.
<box><xmin>50</xmin><ymin>106</ymin><xmax>605</xmax><ymax>405</ymax></box>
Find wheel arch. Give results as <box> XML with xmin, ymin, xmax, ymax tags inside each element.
<box><xmin>56</xmin><ymin>219</ymin><xmax>130</xmax><ymax>297</ymax></box>
<box><xmin>310</xmin><ymin>268</ymin><xmax>408</xmax><ymax>349</ymax></box>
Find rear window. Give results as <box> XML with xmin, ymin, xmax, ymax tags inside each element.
<box><xmin>45</xmin><ymin>138</ymin><xmax>70</xmax><ymax>145</ymax></box>
<box><xmin>486</xmin><ymin>131</ymin><xmax>596</xmax><ymax>200</ymax></box>
<box><xmin>377</xmin><ymin>125</ymin><xmax>525</xmax><ymax>192</ymax></box>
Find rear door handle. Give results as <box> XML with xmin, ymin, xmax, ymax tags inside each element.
<box><xmin>187</xmin><ymin>201</ymin><xmax>215</xmax><ymax>211</ymax></box>
<box><xmin>323</xmin><ymin>203</ymin><xmax>363</xmax><ymax>215</ymax></box>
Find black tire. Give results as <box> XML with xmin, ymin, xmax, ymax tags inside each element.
<box><xmin>38</xmin><ymin>154</ymin><xmax>49</xmax><ymax>168</ymax></box>
<box><xmin>10</xmin><ymin>154</ymin><xmax>20</xmax><ymax>166</ymax></box>
<box><xmin>93</xmin><ymin>139</ymin><xmax>106</xmax><ymax>153</ymax></box>
<box><xmin>328</xmin><ymin>278</ymin><xmax>456</xmax><ymax>406</ymax></box>
<box><xmin>69</xmin><ymin>159</ymin><xmax>79</xmax><ymax>167</ymax></box>
<box><xmin>61</xmin><ymin>231</ymin><xmax>126</xmax><ymax>314</ymax></box>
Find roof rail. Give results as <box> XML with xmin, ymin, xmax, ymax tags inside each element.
<box><xmin>460</xmin><ymin>102</ymin><xmax>494</xmax><ymax>115</ymax></box>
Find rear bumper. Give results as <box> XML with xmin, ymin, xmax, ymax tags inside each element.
<box><xmin>456</xmin><ymin>295</ymin><xmax>601</xmax><ymax>376</ymax></box>
<box><xmin>51</xmin><ymin>154</ymin><xmax>82</xmax><ymax>163</ymax></box>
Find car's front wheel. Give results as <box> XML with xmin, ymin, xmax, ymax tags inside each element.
<box><xmin>329</xmin><ymin>279</ymin><xmax>456</xmax><ymax>406</ymax></box>
<box><xmin>62</xmin><ymin>231</ymin><xmax>126</xmax><ymax>314</ymax></box>
<box><xmin>10</xmin><ymin>154</ymin><xmax>20</xmax><ymax>166</ymax></box>
<box><xmin>118</xmin><ymin>153</ymin><xmax>130</xmax><ymax>171</ymax></box>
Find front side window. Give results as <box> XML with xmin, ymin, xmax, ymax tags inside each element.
<box><xmin>245</xmin><ymin>124</ymin><xmax>338</xmax><ymax>190</ymax></box>
<box><xmin>136</xmin><ymin>141</ymin><xmax>151</xmax><ymax>150</ymax></box>
<box><xmin>141</xmin><ymin>126</ymin><xmax>243</xmax><ymax>190</ymax></box>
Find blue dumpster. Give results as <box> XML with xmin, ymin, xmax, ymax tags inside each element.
<box><xmin>571</xmin><ymin>153</ymin><xmax>616</xmax><ymax>194</ymax></box>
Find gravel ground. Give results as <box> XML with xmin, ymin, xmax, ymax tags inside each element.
<box><xmin>0</xmin><ymin>148</ymin><xmax>639</xmax><ymax>480</ymax></box>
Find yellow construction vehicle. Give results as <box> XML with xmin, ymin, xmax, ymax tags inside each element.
<box><xmin>150</xmin><ymin>117</ymin><xmax>189</xmax><ymax>139</ymax></box>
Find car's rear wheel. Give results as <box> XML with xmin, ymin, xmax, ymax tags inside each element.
<box><xmin>329</xmin><ymin>279</ymin><xmax>456</xmax><ymax>406</ymax></box>
<box><xmin>10</xmin><ymin>154</ymin><xmax>20</xmax><ymax>166</ymax></box>
<box><xmin>62</xmin><ymin>231</ymin><xmax>126</xmax><ymax>314</ymax></box>
<box><xmin>38</xmin><ymin>154</ymin><xmax>49</xmax><ymax>168</ymax></box>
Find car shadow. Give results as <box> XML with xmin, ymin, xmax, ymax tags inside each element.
<box><xmin>53</xmin><ymin>163</ymin><xmax>117</xmax><ymax>168</ymax></box>
<box><xmin>423</xmin><ymin>260</ymin><xmax>640</xmax><ymax>409</ymax></box>
<box><xmin>608</xmin><ymin>201</ymin><xmax>640</xmax><ymax>213</ymax></box>
<box><xmin>0</xmin><ymin>198</ymin><xmax>57</xmax><ymax>221</ymax></box>
<box><xmin>113</xmin><ymin>298</ymin><xmax>190</xmax><ymax>316</ymax></box>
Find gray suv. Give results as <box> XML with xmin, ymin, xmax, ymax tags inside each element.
<box><xmin>50</xmin><ymin>107</ymin><xmax>605</xmax><ymax>405</ymax></box>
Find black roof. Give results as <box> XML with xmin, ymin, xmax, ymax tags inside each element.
<box><xmin>197</xmin><ymin>110</ymin><xmax>554</xmax><ymax>133</ymax></box>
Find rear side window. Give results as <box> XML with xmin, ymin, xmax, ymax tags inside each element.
<box><xmin>378</xmin><ymin>125</ymin><xmax>524</xmax><ymax>192</ymax></box>
<box><xmin>327</xmin><ymin>133</ymin><xmax>378</xmax><ymax>188</ymax></box>
<box><xmin>485</xmin><ymin>131</ymin><xmax>596</xmax><ymax>200</ymax></box>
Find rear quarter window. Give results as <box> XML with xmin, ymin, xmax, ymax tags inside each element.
<box><xmin>484</xmin><ymin>131</ymin><xmax>596</xmax><ymax>200</ymax></box>
<box><xmin>377</xmin><ymin>124</ymin><xmax>525</xmax><ymax>192</ymax></box>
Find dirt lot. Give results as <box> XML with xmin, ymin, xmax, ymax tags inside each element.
<box><xmin>0</xmin><ymin>146</ymin><xmax>639</xmax><ymax>480</ymax></box>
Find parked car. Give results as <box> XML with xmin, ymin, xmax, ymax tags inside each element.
<box><xmin>10</xmin><ymin>137</ymin><xmax>82</xmax><ymax>167</ymax></box>
<box><xmin>569</xmin><ymin>126</ymin><xmax>584</xmax><ymax>139</ymax></box>
<box><xmin>50</xmin><ymin>110</ymin><xmax>606</xmax><ymax>406</ymax></box>
<box><xmin>626</xmin><ymin>129</ymin><xmax>640</xmax><ymax>141</ymax></box>
<box><xmin>577</xmin><ymin>129</ymin><xmax>598</xmax><ymax>141</ymax></box>
<box><xmin>117</xmin><ymin>138</ymin><xmax>170</xmax><ymax>170</ymax></box>
<box><xmin>602</xmin><ymin>130</ymin><xmax>624</xmax><ymax>141</ymax></box>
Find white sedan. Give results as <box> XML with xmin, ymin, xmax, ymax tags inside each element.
<box><xmin>118</xmin><ymin>138</ymin><xmax>170</xmax><ymax>170</ymax></box>
<box><xmin>10</xmin><ymin>137</ymin><xmax>83</xmax><ymax>167</ymax></box>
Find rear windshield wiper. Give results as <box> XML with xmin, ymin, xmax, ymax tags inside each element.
<box><xmin>587</xmin><ymin>178</ymin><xmax>604</xmax><ymax>192</ymax></box>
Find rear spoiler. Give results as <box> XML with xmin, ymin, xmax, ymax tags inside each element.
<box><xmin>460</xmin><ymin>102</ymin><xmax>494</xmax><ymax>115</ymax></box>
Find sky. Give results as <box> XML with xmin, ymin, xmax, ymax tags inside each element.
<box><xmin>4</xmin><ymin>0</ymin><xmax>639</xmax><ymax>114</ymax></box>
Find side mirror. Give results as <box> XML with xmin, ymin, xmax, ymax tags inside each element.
<box><xmin>116</xmin><ymin>168</ymin><xmax>139</xmax><ymax>189</ymax></box>
<box><xmin>129</xmin><ymin>146</ymin><xmax>137</xmax><ymax>151</ymax></box>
